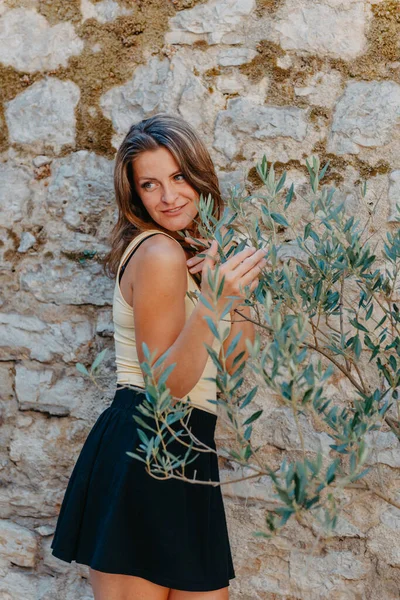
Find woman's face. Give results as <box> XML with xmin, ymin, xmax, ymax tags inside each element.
<box><xmin>132</xmin><ymin>146</ymin><xmax>199</xmax><ymax>232</ymax></box>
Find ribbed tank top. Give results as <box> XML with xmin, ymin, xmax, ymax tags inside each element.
<box><xmin>112</xmin><ymin>229</ymin><xmax>232</xmax><ymax>415</ymax></box>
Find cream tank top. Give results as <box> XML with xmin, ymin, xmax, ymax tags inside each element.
<box><xmin>112</xmin><ymin>229</ymin><xmax>232</xmax><ymax>415</ymax></box>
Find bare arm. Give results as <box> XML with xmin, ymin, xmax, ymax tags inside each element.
<box><xmin>131</xmin><ymin>235</ymin><xmax>221</xmax><ymax>400</ymax></box>
<box><xmin>131</xmin><ymin>235</ymin><xmax>265</xmax><ymax>400</ymax></box>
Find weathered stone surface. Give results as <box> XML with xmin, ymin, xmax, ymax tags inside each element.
<box><xmin>213</xmin><ymin>97</ymin><xmax>308</xmax><ymax>160</ymax></box>
<box><xmin>46</xmin><ymin>151</ymin><xmax>114</xmax><ymax>233</ymax></box>
<box><xmin>81</xmin><ymin>0</ymin><xmax>133</xmax><ymax>24</ymax></box>
<box><xmin>388</xmin><ymin>170</ymin><xmax>400</xmax><ymax>222</ymax></box>
<box><xmin>165</xmin><ymin>0</ymin><xmax>255</xmax><ymax>45</ymax></box>
<box><xmin>8</xmin><ymin>415</ymin><xmax>88</xmax><ymax>481</ymax></box>
<box><xmin>0</xmin><ymin>163</ymin><xmax>31</xmax><ymax>224</ymax></box>
<box><xmin>0</xmin><ymin>519</ymin><xmax>37</xmax><ymax>567</ymax></box>
<box><xmin>17</xmin><ymin>232</ymin><xmax>36</xmax><ymax>253</ymax></box>
<box><xmin>262</xmin><ymin>407</ymin><xmax>332</xmax><ymax>454</ymax></box>
<box><xmin>0</xmin><ymin>8</ymin><xmax>83</xmax><ymax>73</ymax></box>
<box><xmin>20</xmin><ymin>260</ymin><xmax>114</xmax><ymax>306</ymax></box>
<box><xmin>327</xmin><ymin>81</ymin><xmax>400</xmax><ymax>155</ymax></box>
<box><xmin>5</xmin><ymin>77</ymin><xmax>80</xmax><ymax>152</ymax></box>
<box><xmin>0</xmin><ymin>312</ymin><xmax>93</xmax><ymax>362</ymax></box>
<box><xmin>100</xmin><ymin>55</ymin><xmax>219</xmax><ymax>148</ymax></box>
<box><xmin>15</xmin><ymin>365</ymin><xmax>86</xmax><ymax>416</ymax></box>
<box><xmin>0</xmin><ymin>571</ymin><xmax>38</xmax><ymax>599</ymax></box>
<box><xmin>365</xmin><ymin>431</ymin><xmax>400</xmax><ymax>468</ymax></box>
<box><xmin>294</xmin><ymin>70</ymin><xmax>343</xmax><ymax>108</ymax></box>
<box><xmin>274</xmin><ymin>0</ymin><xmax>367</xmax><ymax>59</ymax></box>
<box><xmin>289</xmin><ymin>550</ymin><xmax>369</xmax><ymax>595</ymax></box>
<box><xmin>367</xmin><ymin>518</ymin><xmax>400</xmax><ymax>567</ymax></box>
<box><xmin>217</xmin><ymin>47</ymin><xmax>257</xmax><ymax>66</ymax></box>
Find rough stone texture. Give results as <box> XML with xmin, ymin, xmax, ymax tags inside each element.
<box><xmin>213</xmin><ymin>97</ymin><xmax>308</xmax><ymax>159</ymax></box>
<box><xmin>15</xmin><ymin>364</ymin><xmax>87</xmax><ymax>416</ymax></box>
<box><xmin>388</xmin><ymin>169</ymin><xmax>400</xmax><ymax>222</ymax></box>
<box><xmin>20</xmin><ymin>260</ymin><xmax>114</xmax><ymax>305</ymax></box>
<box><xmin>81</xmin><ymin>0</ymin><xmax>133</xmax><ymax>24</ymax></box>
<box><xmin>165</xmin><ymin>0</ymin><xmax>255</xmax><ymax>45</ymax></box>
<box><xmin>5</xmin><ymin>77</ymin><xmax>80</xmax><ymax>152</ymax></box>
<box><xmin>0</xmin><ymin>163</ymin><xmax>31</xmax><ymax>224</ymax></box>
<box><xmin>46</xmin><ymin>150</ymin><xmax>115</xmax><ymax>233</ymax></box>
<box><xmin>274</xmin><ymin>0</ymin><xmax>368</xmax><ymax>59</ymax></box>
<box><xmin>328</xmin><ymin>80</ymin><xmax>400</xmax><ymax>155</ymax></box>
<box><xmin>217</xmin><ymin>47</ymin><xmax>258</xmax><ymax>66</ymax></box>
<box><xmin>294</xmin><ymin>70</ymin><xmax>343</xmax><ymax>108</ymax></box>
<box><xmin>0</xmin><ymin>312</ymin><xmax>93</xmax><ymax>362</ymax></box>
<box><xmin>100</xmin><ymin>54</ymin><xmax>224</xmax><ymax>148</ymax></box>
<box><xmin>0</xmin><ymin>518</ymin><xmax>37</xmax><ymax>567</ymax></box>
<box><xmin>0</xmin><ymin>0</ymin><xmax>400</xmax><ymax>598</ymax></box>
<box><xmin>0</xmin><ymin>8</ymin><xmax>84</xmax><ymax>72</ymax></box>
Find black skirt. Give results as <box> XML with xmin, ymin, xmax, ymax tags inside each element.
<box><xmin>50</xmin><ymin>386</ymin><xmax>236</xmax><ymax>592</ymax></box>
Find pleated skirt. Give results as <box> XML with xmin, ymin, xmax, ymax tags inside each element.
<box><xmin>50</xmin><ymin>386</ymin><xmax>236</xmax><ymax>592</ymax></box>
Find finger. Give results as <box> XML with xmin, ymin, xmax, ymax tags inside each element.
<box><xmin>225</xmin><ymin>245</ymin><xmax>258</xmax><ymax>270</ymax></box>
<box><xmin>239</xmin><ymin>258</ymin><xmax>267</xmax><ymax>288</ymax></box>
<box><xmin>186</xmin><ymin>254</ymin><xmax>204</xmax><ymax>267</ymax></box>
<box><xmin>188</xmin><ymin>261</ymin><xmax>204</xmax><ymax>274</ymax></box>
<box><xmin>203</xmin><ymin>239</ymin><xmax>218</xmax><ymax>270</ymax></box>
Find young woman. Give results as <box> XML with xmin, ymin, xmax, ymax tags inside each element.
<box><xmin>50</xmin><ymin>113</ymin><xmax>267</xmax><ymax>599</ymax></box>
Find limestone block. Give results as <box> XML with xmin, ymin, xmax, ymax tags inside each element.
<box><xmin>5</xmin><ymin>77</ymin><xmax>80</xmax><ymax>152</ymax></box>
<box><xmin>214</xmin><ymin>97</ymin><xmax>308</xmax><ymax>160</ymax></box>
<box><xmin>262</xmin><ymin>407</ymin><xmax>332</xmax><ymax>454</ymax></box>
<box><xmin>0</xmin><ymin>312</ymin><xmax>93</xmax><ymax>362</ymax></box>
<box><xmin>15</xmin><ymin>364</ymin><xmax>87</xmax><ymax>415</ymax></box>
<box><xmin>217</xmin><ymin>47</ymin><xmax>257</xmax><ymax>66</ymax></box>
<box><xmin>367</xmin><ymin>510</ymin><xmax>400</xmax><ymax>567</ymax></box>
<box><xmin>0</xmin><ymin>8</ymin><xmax>83</xmax><ymax>73</ymax></box>
<box><xmin>0</xmin><ymin>486</ymin><xmax>69</xmax><ymax>519</ymax></box>
<box><xmin>274</xmin><ymin>0</ymin><xmax>367</xmax><ymax>59</ymax></box>
<box><xmin>0</xmin><ymin>163</ymin><xmax>31</xmax><ymax>224</ymax></box>
<box><xmin>217</xmin><ymin>168</ymin><xmax>249</xmax><ymax>200</ymax></box>
<box><xmin>17</xmin><ymin>232</ymin><xmax>36</xmax><ymax>253</ymax></box>
<box><xmin>20</xmin><ymin>260</ymin><xmax>114</xmax><ymax>306</ymax></box>
<box><xmin>46</xmin><ymin>150</ymin><xmax>114</xmax><ymax>233</ymax></box>
<box><xmin>81</xmin><ymin>0</ymin><xmax>133</xmax><ymax>24</ymax></box>
<box><xmin>100</xmin><ymin>55</ymin><xmax>217</xmax><ymax>147</ymax></box>
<box><xmin>165</xmin><ymin>0</ymin><xmax>255</xmax><ymax>45</ymax></box>
<box><xmin>8</xmin><ymin>414</ymin><xmax>89</xmax><ymax>480</ymax></box>
<box><xmin>289</xmin><ymin>550</ymin><xmax>369</xmax><ymax>596</ymax></box>
<box><xmin>294</xmin><ymin>70</ymin><xmax>343</xmax><ymax>108</ymax></box>
<box><xmin>0</xmin><ymin>571</ymin><xmax>38</xmax><ymax>599</ymax></box>
<box><xmin>365</xmin><ymin>431</ymin><xmax>400</xmax><ymax>468</ymax></box>
<box><xmin>0</xmin><ymin>519</ymin><xmax>37</xmax><ymax>567</ymax></box>
<box><xmin>327</xmin><ymin>81</ymin><xmax>400</xmax><ymax>155</ymax></box>
<box><xmin>388</xmin><ymin>170</ymin><xmax>400</xmax><ymax>222</ymax></box>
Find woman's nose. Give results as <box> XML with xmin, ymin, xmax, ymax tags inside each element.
<box><xmin>161</xmin><ymin>183</ymin><xmax>179</xmax><ymax>204</ymax></box>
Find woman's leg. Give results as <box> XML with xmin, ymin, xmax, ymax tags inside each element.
<box><xmin>168</xmin><ymin>587</ymin><xmax>229</xmax><ymax>600</ymax></box>
<box><xmin>89</xmin><ymin>568</ymin><xmax>171</xmax><ymax>600</ymax></box>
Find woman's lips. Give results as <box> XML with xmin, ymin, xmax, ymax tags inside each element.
<box><xmin>162</xmin><ymin>203</ymin><xmax>188</xmax><ymax>215</ymax></box>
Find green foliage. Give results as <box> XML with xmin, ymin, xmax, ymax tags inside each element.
<box><xmin>82</xmin><ymin>154</ymin><xmax>400</xmax><ymax>539</ymax></box>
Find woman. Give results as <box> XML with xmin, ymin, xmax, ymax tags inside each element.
<box><xmin>50</xmin><ymin>113</ymin><xmax>267</xmax><ymax>599</ymax></box>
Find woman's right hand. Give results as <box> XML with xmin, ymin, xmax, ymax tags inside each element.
<box><xmin>200</xmin><ymin>240</ymin><xmax>267</xmax><ymax>313</ymax></box>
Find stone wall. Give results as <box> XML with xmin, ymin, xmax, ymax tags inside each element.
<box><xmin>0</xmin><ymin>0</ymin><xmax>399</xmax><ymax>598</ymax></box>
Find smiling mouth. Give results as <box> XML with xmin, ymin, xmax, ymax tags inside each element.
<box><xmin>162</xmin><ymin>203</ymin><xmax>188</xmax><ymax>214</ymax></box>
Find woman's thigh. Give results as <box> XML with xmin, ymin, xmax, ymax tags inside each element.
<box><xmin>89</xmin><ymin>568</ymin><xmax>171</xmax><ymax>600</ymax></box>
<box><xmin>168</xmin><ymin>587</ymin><xmax>229</xmax><ymax>600</ymax></box>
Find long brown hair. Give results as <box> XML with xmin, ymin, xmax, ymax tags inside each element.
<box><xmin>103</xmin><ymin>113</ymin><xmax>224</xmax><ymax>280</ymax></box>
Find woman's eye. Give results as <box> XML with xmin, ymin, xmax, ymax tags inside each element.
<box><xmin>175</xmin><ymin>173</ymin><xmax>184</xmax><ymax>181</ymax></box>
<box><xmin>141</xmin><ymin>182</ymin><xmax>153</xmax><ymax>189</ymax></box>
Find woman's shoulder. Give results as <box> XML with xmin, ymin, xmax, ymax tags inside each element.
<box><xmin>130</xmin><ymin>230</ymin><xmax>187</xmax><ymax>274</ymax></box>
